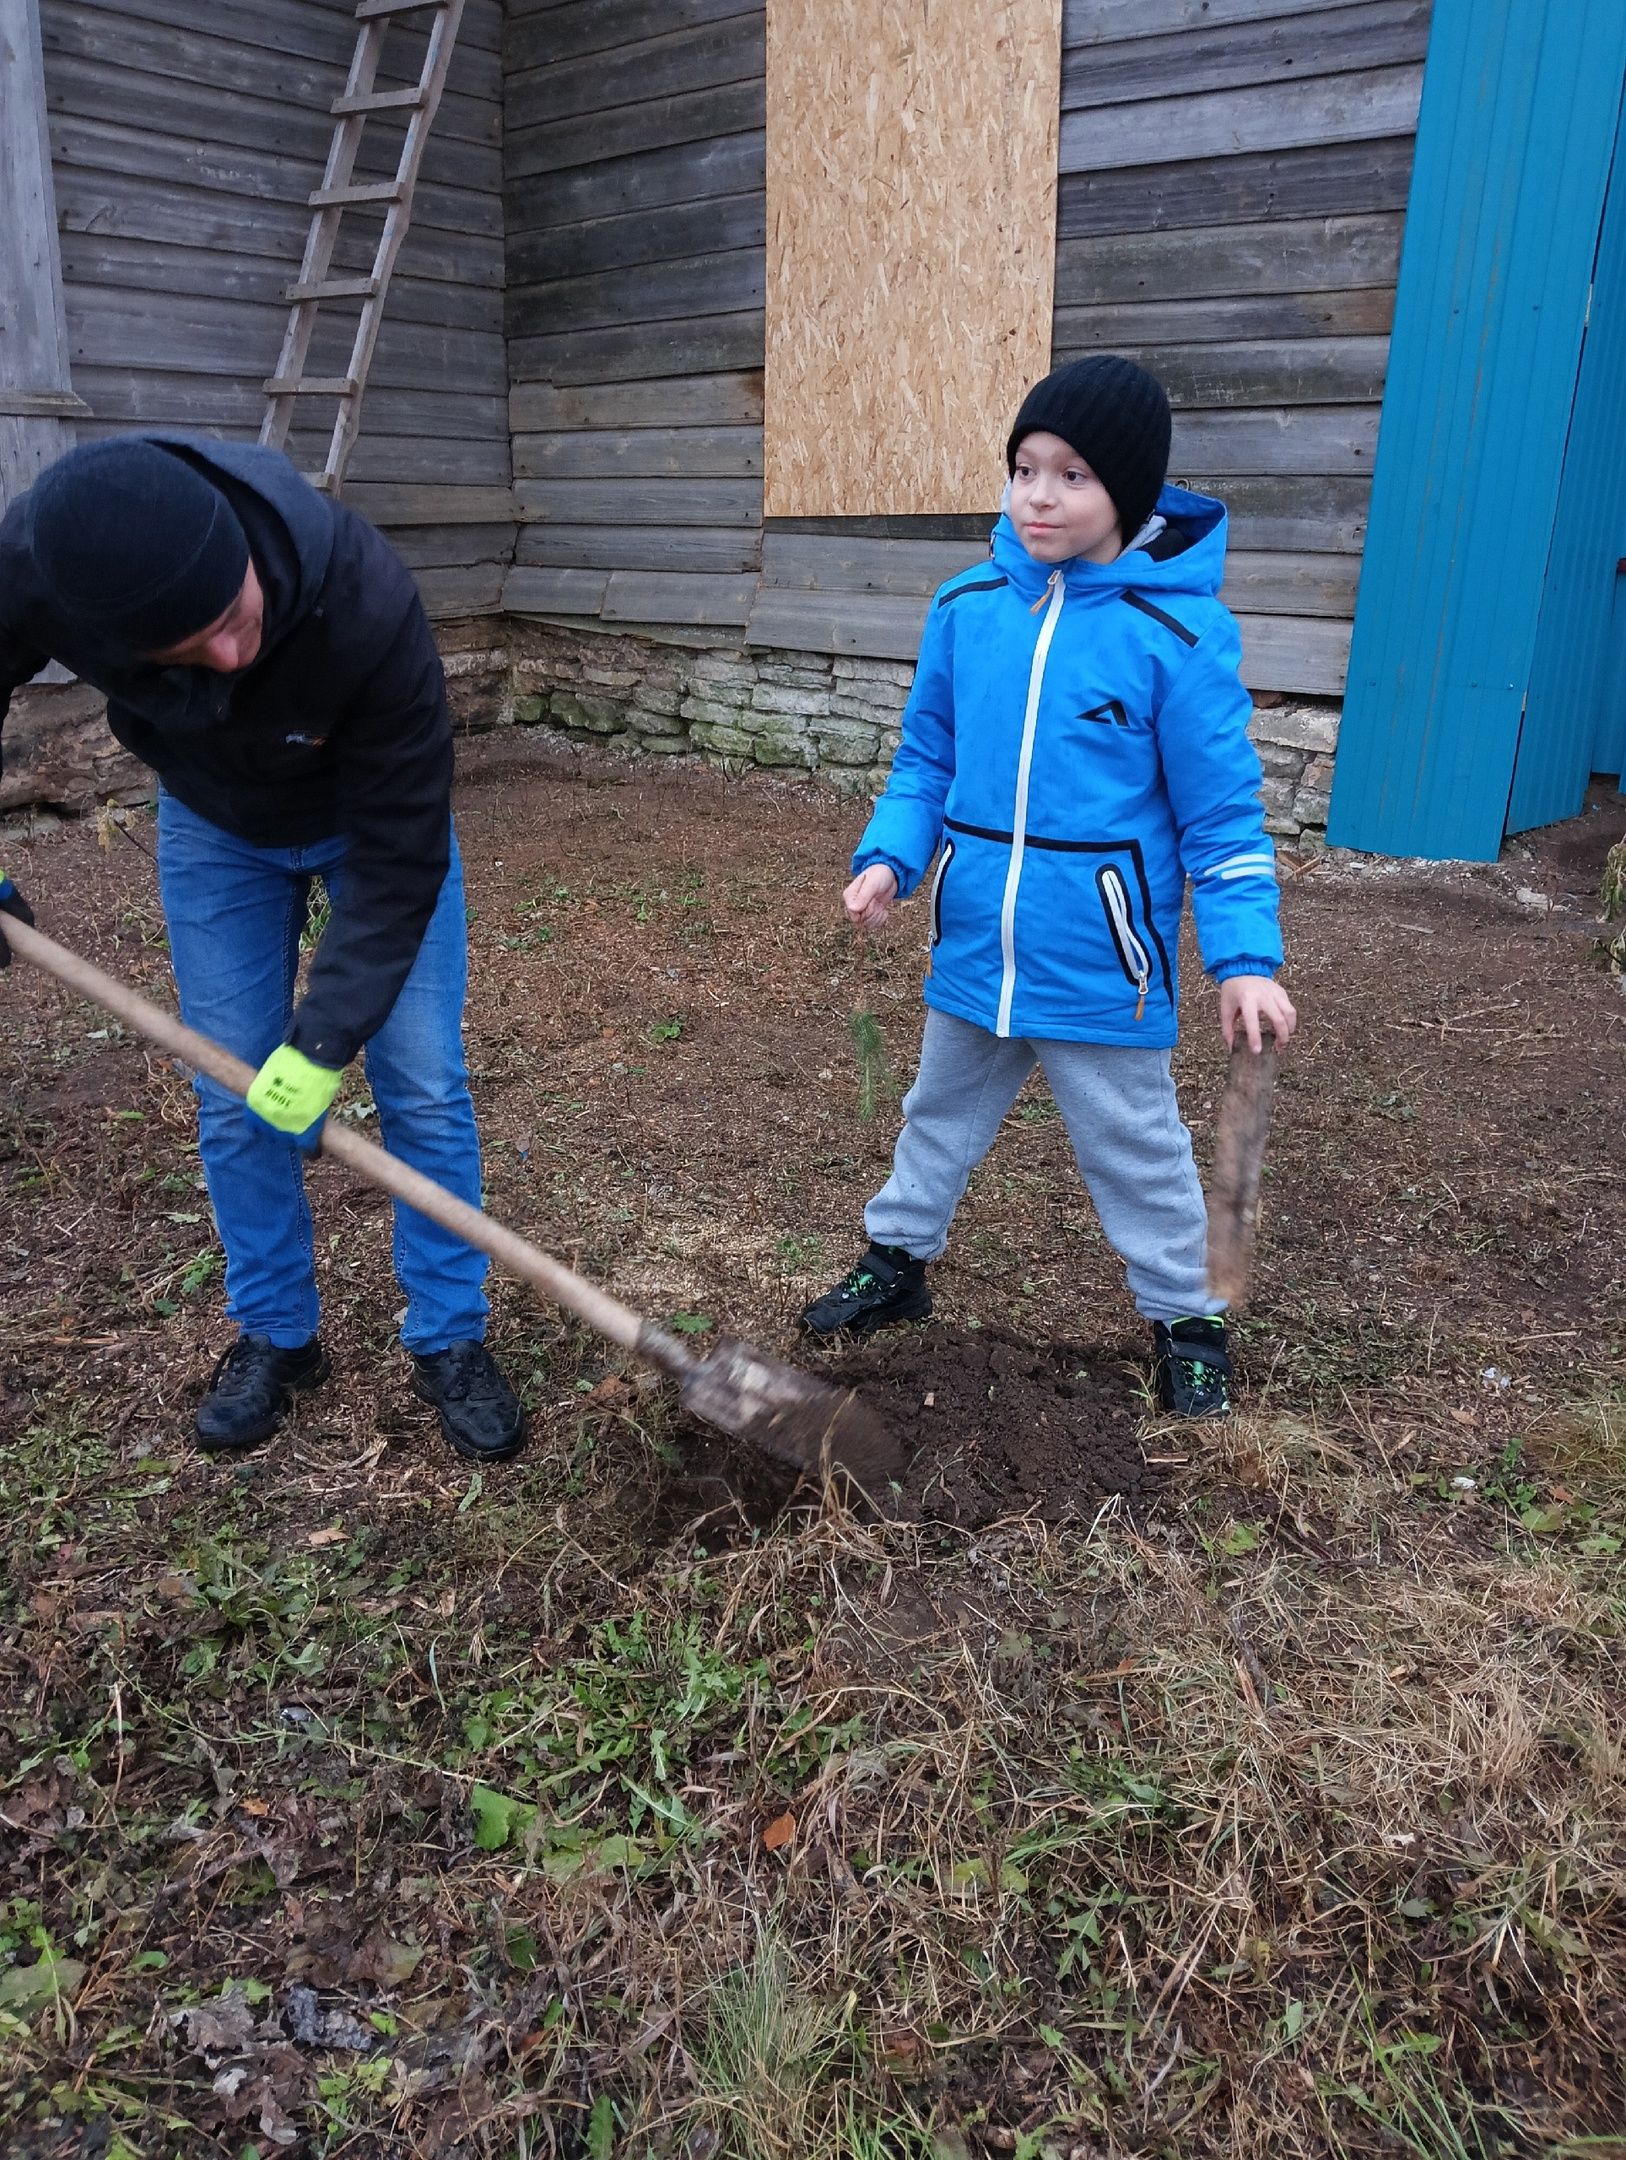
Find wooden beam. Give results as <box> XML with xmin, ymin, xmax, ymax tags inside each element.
<box><xmin>1</xmin><ymin>0</ymin><xmax>78</xmax><ymax>512</ymax></box>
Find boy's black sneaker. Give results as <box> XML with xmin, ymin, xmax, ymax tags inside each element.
<box><xmin>1152</xmin><ymin>1316</ymin><xmax>1233</xmax><ymax>1419</ymax></box>
<box><xmin>412</xmin><ymin>1341</ymin><xmax>527</xmax><ymax>1462</ymax></box>
<box><xmin>801</xmin><ymin>1243</ymin><xmax>932</xmax><ymax>1339</ymax></box>
<box><xmin>195</xmin><ymin>1333</ymin><xmax>330</xmax><ymax>1454</ymax></box>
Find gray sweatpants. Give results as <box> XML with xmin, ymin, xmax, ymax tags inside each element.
<box><xmin>865</xmin><ymin>1007</ymin><xmax>1216</xmax><ymax>1321</ymax></box>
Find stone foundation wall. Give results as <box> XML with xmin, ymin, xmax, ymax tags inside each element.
<box><xmin>2</xmin><ymin>614</ymin><xmax>1342</xmax><ymax>846</ymax></box>
<box><xmin>480</xmin><ymin>620</ymin><xmax>1341</xmax><ymax>844</ymax></box>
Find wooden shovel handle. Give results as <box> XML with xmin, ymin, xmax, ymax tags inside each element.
<box><xmin>6</xmin><ymin>914</ymin><xmax>685</xmax><ymax>1367</ymax></box>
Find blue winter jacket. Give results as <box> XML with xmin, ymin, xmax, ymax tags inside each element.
<box><xmin>852</xmin><ymin>484</ymin><xmax>1282</xmax><ymax>1049</ymax></box>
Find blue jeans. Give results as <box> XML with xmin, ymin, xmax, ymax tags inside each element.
<box><xmin>156</xmin><ymin>790</ymin><xmax>489</xmax><ymax>1352</ymax></box>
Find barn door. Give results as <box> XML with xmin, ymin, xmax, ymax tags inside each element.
<box><xmin>1507</xmin><ymin>97</ymin><xmax>1626</xmax><ymax>831</ymax></box>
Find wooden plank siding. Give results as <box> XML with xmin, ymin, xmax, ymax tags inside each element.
<box><xmin>501</xmin><ymin>0</ymin><xmax>1426</xmax><ymax>695</ymax></box>
<box><xmin>39</xmin><ymin>0</ymin><xmax>516</xmax><ymax>610</ymax></box>
<box><xmin>502</xmin><ymin>0</ymin><xmax>767</xmax><ymax>631</ymax></box>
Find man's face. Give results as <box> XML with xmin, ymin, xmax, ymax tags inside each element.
<box><xmin>143</xmin><ymin>561</ymin><xmax>265</xmax><ymax>673</ymax></box>
<box><xmin>1009</xmin><ymin>431</ymin><xmax>1122</xmax><ymax>566</ymax></box>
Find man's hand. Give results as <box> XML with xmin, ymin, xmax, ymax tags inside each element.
<box><xmin>0</xmin><ymin>876</ymin><xmax>34</xmax><ymax>968</ymax></box>
<box><xmin>1219</xmin><ymin>974</ymin><xmax>1297</xmax><ymax>1053</ymax></box>
<box><xmin>244</xmin><ymin>1044</ymin><xmax>343</xmax><ymax>1152</ymax></box>
<box><xmin>844</xmin><ymin>863</ymin><xmax>899</xmax><ymax>932</ymax></box>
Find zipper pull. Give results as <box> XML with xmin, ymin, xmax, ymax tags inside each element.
<box><xmin>1029</xmin><ymin>567</ymin><xmax>1061</xmax><ymax>616</ymax></box>
<box><xmin>1134</xmin><ymin>988</ymin><xmax>1146</xmax><ymax>1022</ymax></box>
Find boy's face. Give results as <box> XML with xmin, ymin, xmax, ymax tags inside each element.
<box><xmin>1009</xmin><ymin>431</ymin><xmax>1121</xmax><ymax>565</ymax></box>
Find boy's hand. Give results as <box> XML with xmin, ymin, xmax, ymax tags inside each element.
<box><xmin>1219</xmin><ymin>974</ymin><xmax>1297</xmax><ymax>1053</ymax></box>
<box><xmin>844</xmin><ymin>864</ymin><xmax>899</xmax><ymax>931</ymax></box>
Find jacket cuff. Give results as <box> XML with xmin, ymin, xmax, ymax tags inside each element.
<box><xmin>1209</xmin><ymin>955</ymin><xmax>1279</xmax><ymax>984</ymax></box>
<box><xmin>852</xmin><ymin>849</ymin><xmax>913</xmax><ymax>898</ymax></box>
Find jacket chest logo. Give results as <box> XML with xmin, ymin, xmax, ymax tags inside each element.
<box><xmin>1079</xmin><ymin>699</ymin><xmax>1129</xmax><ymax>728</ymax></box>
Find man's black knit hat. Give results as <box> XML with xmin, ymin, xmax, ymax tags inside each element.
<box><xmin>1006</xmin><ymin>356</ymin><xmax>1172</xmax><ymax>540</ymax></box>
<box><xmin>28</xmin><ymin>437</ymin><xmax>250</xmax><ymax>652</ymax></box>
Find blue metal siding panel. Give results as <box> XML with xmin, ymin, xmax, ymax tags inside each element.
<box><xmin>1509</xmin><ymin>116</ymin><xmax>1626</xmax><ymax>827</ymax></box>
<box><xmin>1328</xmin><ymin>0</ymin><xmax>1626</xmax><ymax>861</ymax></box>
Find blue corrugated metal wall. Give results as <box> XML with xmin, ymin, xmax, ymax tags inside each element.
<box><xmin>1328</xmin><ymin>0</ymin><xmax>1626</xmax><ymax>861</ymax></box>
<box><xmin>1509</xmin><ymin>115</ymin><xmax>1626</xmax><ymax>829</ymax></box>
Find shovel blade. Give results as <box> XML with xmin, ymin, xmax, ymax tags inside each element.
<box><xmin>678</xmin><ymin>1337</ymin><xmax>901</xmax><ymax>1490</ymax></box>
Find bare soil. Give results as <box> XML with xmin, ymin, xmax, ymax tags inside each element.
<box><xmin>2</xmin><ymin>738</ymin><xmax>1623</xmax><ymax>2158</ymax></box>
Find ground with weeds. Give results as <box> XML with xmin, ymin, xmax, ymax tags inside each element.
<box><xmin>1</xmin><ymin>737</ymin><xmax>1623</xmax><ymax>2160</ymax></box>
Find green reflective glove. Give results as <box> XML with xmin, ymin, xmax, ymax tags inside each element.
<box><xmin>244</xmin><ymin>1043</ymin><xmax>343</xmax><ymax>1151</ymax></box>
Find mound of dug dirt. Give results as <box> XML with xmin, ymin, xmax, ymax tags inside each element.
<box><xmin>822</xmin><ymin>1323</ymin><xmax>1154</xmax><ymax>1529</ymax></box>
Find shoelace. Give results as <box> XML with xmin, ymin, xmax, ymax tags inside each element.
<box><xmin>429</xmin><ymin>1344</ymin><xmax>495</xmax><ymax>1401</ymax></box>
<box><xmin>208</xmin><ymin>1337</ymin><xmax>274</xmax><ymax>1394</ymax></box>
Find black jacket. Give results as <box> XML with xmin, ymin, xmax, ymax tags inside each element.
<box><xmin>0</xmin><ymin>434</ymin><xmax>453</xmax><ymax>1067</ymax></box>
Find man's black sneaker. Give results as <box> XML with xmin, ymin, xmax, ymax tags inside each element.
<box><xmin>195</xmin><ymin>1333</ymin><xmax>330</xmax><ymax>1454</ymax></box>
<box><xmin>1152</xmin><ymin>1316</ymin><xmax>1233</xmax><ymax>1419</ymax></box>
<box><xmin>412</xmin><ymin>1341</ymin><xmax>527</xmax><ymax>1462</ymax></box>
<box><xmin>801</xmin><ymin>1242</ymin><xmax>932</xmax><ymax>1339</ymax></box>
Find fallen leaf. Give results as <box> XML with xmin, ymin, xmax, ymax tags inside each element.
<box><xmin>305</xmin><ymin>1527</ymin><xmax>347</xmax><ymax>1548</ymax></box>
<box><xmin>239</xmin><ymin>1798</ymin><xmax>270</xmax><ymax>1818</ymax></box>
<box><xmin>0</xmin><ymin>1955</ymin><xmax>86</xmax><ymax>2012</ymax></box>
<box><xmin>1449</xmin><ymin>1408</ymin><xmax>1476</xmax><ymax>1426</ymax></box>
<box><xmin>762</xmin><ymin>1810</ymin><xmax>797</xmax><ymax>1852</ymax></box>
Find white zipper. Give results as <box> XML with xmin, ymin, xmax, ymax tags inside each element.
<box><xmin>996</xmin><ymin>568</ymin><xmax>1065</xmax><ymax>1036</ymax></box>
<box><xmin>1098</xmin><ymin>864</ymin><xmax>1152</xmax><ymax>1021</ymax></box>
<box><xmin>927</xmin><ymin>837</ymin><xmax>955</xmax><ymax>948</ymax></box>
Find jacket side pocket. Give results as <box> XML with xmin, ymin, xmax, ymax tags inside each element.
<box><xmin>1095</xmin><ymin>863</ymin><xmax>1152</xmax><ymax>1015</ymax></box>
<box><xmin>928</xmin><ymin>837</ymin><xmax>956</xmax><ymax>947</ymax></box>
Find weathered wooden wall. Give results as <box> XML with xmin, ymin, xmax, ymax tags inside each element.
<box><xmin>39</xmin><ymin>0</ymin><xmax>515</xmax><ymax>614</ymax></box>
<box><xmin>502</xmin><ymin>0</ymin><xmax>766</xmax><ymax>633</ymax></box>
<box><xmin>503</xmin><ymin>0</ymin><xmax>1427</xmax><ymax>695</ymax></box>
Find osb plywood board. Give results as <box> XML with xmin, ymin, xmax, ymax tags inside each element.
<box><xmin>763</xmin><ymin>0</ymin><xmax>1062</xmax><ymax>517</ymax></box>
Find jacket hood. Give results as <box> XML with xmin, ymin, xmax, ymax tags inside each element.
<box><xmin>988</xmin><ymin>482</ymin><xmax>1230</xmax><ymax>603</ymax></box>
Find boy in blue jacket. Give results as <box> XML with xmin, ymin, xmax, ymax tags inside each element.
<box><xmin>801</xmin><ymin>357</ymin><xmax>1297</xmax><ymax>1417</ymax></box>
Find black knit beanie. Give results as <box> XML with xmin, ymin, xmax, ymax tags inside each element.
<box><xmin>1006</xmin><ymin>356</ymin><xmax>1172</xmax><ymax>540</ymax></box>
<box><xmin>28</xmin><ymin>437</ymin><xmax>250</xmax><ymax>652</ymax></box>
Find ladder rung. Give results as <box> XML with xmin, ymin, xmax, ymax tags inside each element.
<box><xmin>264</xmin><ymin>376</ymin><xmax>358</xmax><ymax>398</ymax></box>
<box><xmin>332</xmin><ymin>86</ymin><xmax>426</xmax><ymax>116</ymax></box>
<box><xmin>356</xmin><ymin>0</ymin><xmax>445</xmax><ymax>16</ymax></box>
<box><xmin>308</xmin><ymin>180</ymin><xmax>403</xmax><ymax>209</ymax></box>
<box><xmin>286</xmin><ymin>276</ymin><xmax>379</xmax><ymax>303</ymax></box>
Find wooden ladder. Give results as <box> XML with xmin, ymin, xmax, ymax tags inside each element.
<box><xmin>260</xmin><ymin>0</ymin><xmax>466</xmax><ymax>496</ymax></box>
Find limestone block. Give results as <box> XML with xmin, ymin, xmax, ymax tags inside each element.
<box><xmin>551</xmin><ymin>690</ymin><xmax>624</xmax><ymax>733</ymax></box>
<box><xmin>629</xmin><ymin>704</ymin><xmax>686</xmax><ymax>737</ymax></box>
<box><xmin>512</xmin><ymin>695</ymin><xmax>547</xmax><ymax>726</ymax></box>
<box><xmin>834</xmin><ymin>654</ymin><xmax>918</xmax><ymax>688</ymax></box>
<box><xmin>681</xmin><ymin>695</ymin><xmax>755</xmax><ymax>728</ymax></box>
<box><xmin>1256</xmin><ymin>742</ymin><xmax>1308</xmax><ymax>779</ymax></box>
<box><xmin>1248</xmin><ymin>700</ymin><xmax>1339</xmax><ymax>755</ymax></box>
<box><xmin>633</xmin><ymin>684</ymin><xmax>683</xmax><ymax>718</ymax></box>
<box><xmin>692</xmin><ymin>653</ymin><xmax>759</xmax><ymax>687</ymax></box>
<box><xmin>688</xmin><ymin>718</ymin><xmax>758</xmax><ymax>758</ymax></box>
<box><xmin>812</xmin><ymin>717</ymin><xmax>881</xmax><ymax>764</ymax></box>
<box><xmin>753</xmin><ymin>725</ymin><xmax>815</xmax><ymax>768</ymax></box>
<box><xmin>757</xmin><ymin>660</ymin><xmax>833</xmax><ymax>690</ymax></box>
<box><xmin>751</xmin><ymin>683</ymin><xmax>831</xmax><ymax>718</ymax></box>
